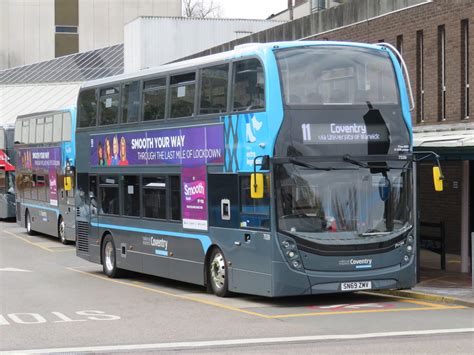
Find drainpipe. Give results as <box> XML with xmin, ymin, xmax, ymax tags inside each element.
<box><xmin>288</xmin><ymin>0</ymin><xmax>294</xmax><ymax>20</ymax></box>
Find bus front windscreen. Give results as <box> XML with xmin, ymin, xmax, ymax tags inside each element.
<box><xmin>275</xmin><ymin>162</ymin><xmax>411</xmax><ymax>240</ymax></box>
<box><xmin>275</xmin><ymin>46</ymin><xmax>400</xmax><ymax>106</ymax></box>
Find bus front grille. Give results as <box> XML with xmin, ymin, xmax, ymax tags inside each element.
<box><xmin>76</xmin><ymin>221</ymin><xmax>89</xmax><ymax>253</ymax></box>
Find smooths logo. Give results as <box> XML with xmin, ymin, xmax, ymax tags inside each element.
<box><xmin>184</xmin><ymin>180</ymin><xmax>206</xmax><ymax>204</ymax></box>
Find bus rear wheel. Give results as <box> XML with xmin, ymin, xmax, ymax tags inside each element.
<box><xmin>102</xmin><ymin>235</ymin><xmax>123</xmax><ymax>278</ymax></box>
<box><xmin>58</xmin><ymin>217</ymin><xmax>68</xmax><ymax>245</ymax></box>
<box><xmin>25</xmin><ymin>210</ymin><xmax>34</xmax><ymax>236</ymax></box>
<box><xmin>208</xmin><ymin>248</ymin><xmax>230</xmax><ymax>297</ymax></box>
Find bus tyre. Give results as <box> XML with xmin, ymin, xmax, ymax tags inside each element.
<box><xmin>25</xmin><ymin>210</ymin><xmax>34</xmax><ymax>236</ymax></box>
<box><xmin>58</xmin><ymin>217</ymin><xmax>68</xmax><ymax>245</ymax></box>
<box><xmin>102</xmin><ymin>235</ymin><xmax>123</xmax><ymax>278</ymax></box>
<box><xmin>208</xmin><ymin>248</ymin><xmax>230</xmax><ymax>297</ymax></box>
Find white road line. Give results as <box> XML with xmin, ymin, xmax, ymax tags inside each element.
<box><xmin>3</xmin><ymin>328</ymin><xmax>474</xmax><ymax>354</ymax></box>
<box><xmin>0</xmin><ymin>268</ymin><xmax>31</xmax><ymax>272</ymax></box>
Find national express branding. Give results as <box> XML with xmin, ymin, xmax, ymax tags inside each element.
<box><xmin>338</xmin><ymin>258</ymin><xmax>373</xmax><ymax>269</ymax></box>
<box><xmin>142</xmin><ymin>236</ymin><xmax>169</xmax><ymax>257</ymax></box>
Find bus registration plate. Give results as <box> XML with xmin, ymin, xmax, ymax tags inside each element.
<box><xmin>341</xmin><ymin>281</ymin><xmax>372</xmax><ymax>291</ymax></box>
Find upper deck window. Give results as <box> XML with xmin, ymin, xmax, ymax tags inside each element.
<box><xmin>78</xmin><ymin>89</ymin><xmax>97</xmax><ymax>128</ymax></box>
<box><xmin>232</xmin><ymin>59</ymin><xmax>265</xmax><ymax>112</ymax></box>
<box><xmin>275</xmin><ymin>46</ymin><xmax>399</xmax><ymax>106</ymax></box>
<box><xmin>170</xmin><ymin>73</ymin><xmax>196</xmax><ymax>118</ymax></box>
<box><xmin>143</xmin><ymin>77</ymin><xmax>167</xmax><ymax>121</ymax></box>
<box><xmin>99</xmin><ymin>86</ymin><xmax>120</xmax><ymax>126</ymax></box>
<box><xmin>122</xmin><ymin>81</ymin><xmax>140</xmax><ymax>123</ymax></box>
<box><xmin>200</xmin><ymin>64</ymin><xmax>229</xmax><ymax>115</ymax></box>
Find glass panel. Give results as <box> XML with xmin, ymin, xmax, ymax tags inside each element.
<box><xmin>62</xmin><ymin>112</ymin><xmax>72</xmax><ymax>141</ymax></box>
<box><xmin>78</xmin><ymin>89</ymin><xmax>97</xmax><ymax>127</ymax></box>
<box><xmin>14</xmin><ymin>120</ymin><xmax>22</xmax><ymax>143</ymax></box>
<box><xmin>99</xmin><ymin>95</ymin><xmax>119</xmax><ymax>125</ymax></box>
<box><xmin>22</xmin><ymin>120</ymin><xmax>29</xmax><ymax>144</ymax></box>
<box><xmin>53</xmin><ymin>114</ymin><xmax>62</xmax><ymax>142</ymax></box>
<box><xmin>275</xmin><ymin>162</ymin><xmax>411</xmax><ymax>238</ymax></box>
<box><xmin>170</xmin><ymin>84</ymin><xmax>195</xmax><ymax>118</ymax></box>
<box><xmin>170</xmin><ymin>73</ymin><xmax>195</xmax><ymax>118</ymax></box>
<box><xmin>143</xmin><ymin>89</ymin><xmax>166</xmax><ymax>121</ymax></box>
<box><xmin>44</xmin><ymin>116</ymin><xmax>53</xmax><ymax>142</ymax></box>
<box><xmin>35</xmin><ymin>119</ymin><xmax>44</xmax><ymax>143</ymax></box>
<box><xmin>123</xmin><ymin>175</ymin><xmax>140</xmax><ymax>217</ymax></box>
<box><xmin>170</xmin><ymin>176</ymin><xmax>181</xmax><ymax>221</ymax></box>
<box><xmin>239</xmin><ymin>175</ymin><xmax>270</xmax><ymax>229</ymax></box>
<box><xmin>143</xmin><ymin>176</ymin><xmax>166</xmax><ymax>219</ymax></box>
<box><xmin>29</xmin><ymin>118</ymin><xmax>36</xmax><ymax>144</ymax></box>
<box><xmin>100</xmin><ymin>187</ymin><xmax>119</xmax><ymax>215</ymax></box>
<box><xmin>200</xmin><ymin>64</ymin><xmax>229</xmax><ymax>114</ymax></box>
<box><xmin>122</xmin><ymin>81</ymin><xmax>140</xmax><ymax>123</ymax></box>
<box><xmin>144</xmin><ymin>77</ymin><xmax>166</xmax><ymax>90</ymax></box>
<box><xmin>232</xmin><ymin>59</ymin><xmax>265</xmax><ymax>111</ymax></box>
<box><xmin>276</xmin><ymin>46</ymin><xmax>399</xmax><ymax>105</ymax></box>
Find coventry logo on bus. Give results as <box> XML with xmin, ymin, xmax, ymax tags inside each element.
<box><xmin>339</xmin><ymin>258</ymin><xmax>373</xmax><ymax>269</ymax></box>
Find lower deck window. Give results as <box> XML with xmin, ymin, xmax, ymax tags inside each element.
<box><xmin>99</xmin><ymin>176</ymin><xmax>119</xmax><ymax>215</ymax></box>
<box><xmin>143</xmin><ymin>177</ymin><xmax>167</xmax><ymax>219</ymax></box>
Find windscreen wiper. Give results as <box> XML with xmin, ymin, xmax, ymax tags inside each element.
<box><xmin>289</xmin><ymin>158</ymin><xmax>355</xmax><ymax>171</ymax></box>
<box><xmin>343</xmin><ymin>154</ymin><xmax>394</xmax><ymax>171</ymax></box>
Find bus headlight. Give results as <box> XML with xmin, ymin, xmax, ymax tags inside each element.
<box><xmin>278</xmin><ymin>235</ymin><xmax>304</xmax><ymax>271</ymax></box>
<box><xmin>407</xmin><ymin>235</ymin><xmax>414</xmax><ymax>244</ymax></box>
<box><xmin>407</xmin><ymin>245</ymin><xmax>413</xmax><ymax>253</ymax></box>
<box><xmin>404</xmin><ymin>255</ymin><xmax>410</xmax><ymax>262</ymax></box>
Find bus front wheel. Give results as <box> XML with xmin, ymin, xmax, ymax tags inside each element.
<box><xmin>208</xmin><ymin>248</ymin><xmax>230</xmax><ymax>297</ymax></box>
<box><xmin>25</xmin><ymin>210</ymin><xmax>34</xmax><ymax>236</ymax></box>
<box><xmin>102</xmin><ymin>235</ymin><xmax>123</xmax><ymax>278</ymax></box>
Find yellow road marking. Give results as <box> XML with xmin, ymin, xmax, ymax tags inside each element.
<box><xmin>66</xmin><ymin>267</ymin><xmax>465</xmax><ymax>319</ymax></box>
<box><xmin>66</xmin><ymin>267</ymin><xmax>272</xmax><ymax>319</ymax></box>
<box><xmin>267</xmin><ymin>305</ymin><xmax>465</xmax><ymax>319</ymax></box>
<box><xmin>3</xmin><ymin>230</ymin><xmax>53</xmax><ymax>252</ymax></box>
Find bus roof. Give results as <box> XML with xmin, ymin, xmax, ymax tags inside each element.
<box><xmin>81</xmin><ymin>41</ymin><xmax>386</xmax><ymax>90</ymax></box>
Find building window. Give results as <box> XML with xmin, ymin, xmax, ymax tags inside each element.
<box><xmin>416</xmin><ymin>30</ymin><xmax>424</xmax><ymax>123</ymax></box>
<box><xmin>55</xmin><ymin>26</ymin><xmax>78</xmax><ymax>33</ymax></box>
<box><xmin>461</xmin><ymin>19</ymin><xmax>470</xmax><ymax>119</ymax></box>
<box><xmin>438</xmin><ymin>25</ymin><xmax>446</xmax><ymax>121</ymax></box>
<box><xmin>396</xmin><ymin>35</ymin><xmax>403</xmax><ymax>57</ymax></box>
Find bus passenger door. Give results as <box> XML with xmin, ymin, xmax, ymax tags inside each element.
<box><xmin>89</xmin><ymin>175</ymin><xmax>100</xmax><ymax>256</ymax></box>
<box><xmin>229</xmin><ymin>175</ymin><xmax>273</xmax><ymax>296</ymax></box>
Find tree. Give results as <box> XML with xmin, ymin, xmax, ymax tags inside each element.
<box><xmin>182</xmin><ymin>0</ymin><xmax>222</xmax><ymax>18</ymax></box>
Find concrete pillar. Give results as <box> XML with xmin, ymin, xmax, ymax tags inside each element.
<box><xmin>461</xmin><ymin>160</ymin><xmax>470</xmax><ymax>273</ymax></box>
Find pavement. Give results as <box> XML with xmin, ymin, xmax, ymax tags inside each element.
<box><xmin>380</xmin><ymin>249</ymin><xmax>474</xmax><ymax>307</ymax></box>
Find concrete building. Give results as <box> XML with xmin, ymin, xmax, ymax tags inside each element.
<box><xmin>0</xmin><ymin>0</ymin><xmax>181</xmax><ymax>70</ymax></box>
<box><xmin>182</xmin><ymin>0</ymin><xmax>473</xmax><ymax>274</ymax></box>
<box><xmin>124</xmin><ymin>17</ymin><xmax>285</xmax><ymax>72</ymax></box>
<box><xmin>269</xmin><ymin>0</ymin><xmax>345</xmax><ymax>21</ymax></box>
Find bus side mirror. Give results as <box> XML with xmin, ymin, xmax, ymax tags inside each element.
<box><xmin>251</xmin><ymin>173</ymin><xmax>264</xmax><ymax>199</ymax></box>
<box><xmin>433</xmin><ymin>166</ymin><xmax>443</xmax><ymax>192</ymax></box>
<box><xmin>64</xmin><ymin>176</ymin><xmax>72</xmax><ymax>191</ymax></box>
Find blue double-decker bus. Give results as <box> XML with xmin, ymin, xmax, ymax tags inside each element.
<box><xmin>14</xmin><ymin>108</ymin><xmax>76</xmax><ymax>244</ymax></box>
<box><xmin>75</xmin><ymin>41</ymin><xmax>429</xmax><ymax>297</ymax></box>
